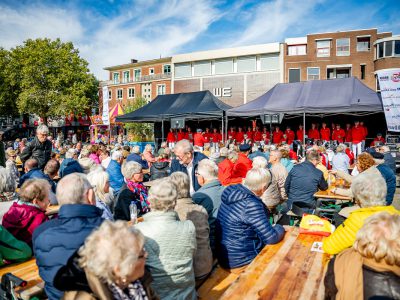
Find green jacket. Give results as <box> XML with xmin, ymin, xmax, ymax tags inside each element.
<box><xmin>0</xmin><ymin>225</ymin><xmax>32</xmax><ymax>265</ymax></box>
<box><xmin>0</xmin><ymin>141</ymin><xmax>5</xmax><ymax>168</ymax></box>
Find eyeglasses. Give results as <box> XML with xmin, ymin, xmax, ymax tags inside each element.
<box><xmin>175</xmin><ymin>152</ymin><xmax>189</xmax><ymax>160</ymax></box>
<box><xmin>138</xmin><ymin>248</ymin><xmax>147</xmax><ymax>260</ymax></box>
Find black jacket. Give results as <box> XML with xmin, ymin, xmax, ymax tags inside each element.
<box><xmin>324</xmin><ymin>256</ymin><xmax>400</xmax><ymax>300</ymax></box>
<box><xmin>113</xmin><ymin>184</ymin><xmax>143</xmax><ymax>221</ymax></box>
<box><xmin>20</xmin><ymin>137</ymin><xmax>52</xmax><ymax>169</ymax></box>
<box><xmin>285</xmin><ymin>160</ymin><xmax>328</xmax><ymax>208</ymax></box>
<box><xmin>150</xmin><ymin>161</ymin><xmax>170</xmax><ymax>180</ymax></box>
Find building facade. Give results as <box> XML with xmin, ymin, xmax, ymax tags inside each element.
<box><xmin>172</xmin><ymin>43</ymin><xmax>283</xmax><ymax>107</ymax></box>
<box><xmin>374</xmin><ymin>35</ymin><xmax>400</xmax><ymax>82</ymax></box>
<box><xmin>283</xmin><ymin>29</ymin><xmax>393</xmax><ymax>90</ymax></box>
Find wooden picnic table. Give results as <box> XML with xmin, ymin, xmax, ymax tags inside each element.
<box><xmin>314</xmin><ymin>187</ymin><xmax>352</xmax><ymax>201</ymax></box>
<box><xmin>220</xmin><ymin>227</ymin><xmax>331</xmax><ymax>300</ymax></box>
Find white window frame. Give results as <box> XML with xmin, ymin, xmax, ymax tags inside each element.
<box><xmin>113</xmin><ymin>72</ymin><xmax>120</xmax><ymax>84</ymax></box>
<box><xmin>128</xmin><ymin>88</ymin><xmax>135</xmax><ymax>99</ymax></box>
<box><xmin>336</xmin><ymin>38</ymin><xmax>350</xmax><ymax>56</ymax></box>
<box><xmin>163</xmin><ymin>64</ymin><xmax>171</xmax><ymax>74</ymax></box>
<box><xmin>157</xmin><ymin>84</ymin><xmax>166</xmax><ymax>96</ymax></box>
<box><xmin>287</xmin><ymin>45</ymin><xmax>307</xmax><ymax>56</ymax></box>
<box><xmin>316</xmin><ymin>40</ymin><xmax>331</xmax><ymax>57</ymax></box>
<box><xmin>149</xmin><ymin>68</ymin><xmax>155</xmax><ymax>75</ymax></box>
<box><xmin>122</xmin><ymin>70</ymin><xmax>130</xmax><ymax>83</ymax></box>
<box><xmin>134</xmin><ymin>69</ymin><xmax>141</xmax><ymax>81</ymax></box>
<box><xmin>288</xmin><ymin>68</ymin><xmax>301</xmax><ymax>83</ymax></box>
<box><xmin>356</xmin><ymin>36</ymin><xmax>370</xmax><ymax>52</ymax></box>
<box><xmin>307</xmin><ymin>67</ymin><xmax>320</xmax><ymax>80</ymax></box>
<box><xmin>117</xmin><ymin>89</ymin><xmax>123</xmax><ymax>99</ymax></box>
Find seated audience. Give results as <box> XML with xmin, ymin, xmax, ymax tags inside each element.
<box><xmin>269</xmin><ymin>149</ymin><xmax>288</xmax><ymax>201</ymax></box>
<box><xmin>0</xmin><ymin>167</ymin><xmax>18</xmax><ymax>202</ymax></box>
<box><xmin>170</xmin><ymin>172</ymin><xmax>212</xmax><ymax>281</ymax></box>
<box><xmin>78</xmin><ymin>148</ymin><xmax>97</xmax><ymax>174</ymax></box>
<box><xmin>87</xmin><ymin>169</ymin><xmax>114</xmax><ymax>220</ymax></box>
<box><xmin>279</xmin><ymin>149</ymin><xmax>294</xmax><ymax>173</ymax></box>
<box><xmin>149</xmin><ymin>157</ymin><xmax>170</xmax><ymax>181</ymax></box>
<box><xmin>143</xmin><ymin>144</ymin><xmax>157</xmax><ymax>167</ymax></box>
<box><xmin>59</xmin><ymin>148</ymin><xmax>83</xmax><ymax>178</ymax></box>
<box><xmin>19</xmin><ymin>158</ymin><xmax>50</xmax><ymax>187</ymax></box>
<box><xmin>88</xmin><ymin>144</ymin><xmax>101</xmax><ymax>164</ymax></box>
<box><xmin>126</xmin><ymin>146</ymin><xmax>149</xmax><ymax>169</ymax></box>
<box><xmin>252</xmin><ymin>156</ymin><xmax>268</xmax><ymax>169</ymax></box>
<box><xmin>2</xmin><ymin>179</ymin><xmax>50</xmax><ymax>247</ymax></box>
<box><xmin>5</xmin><ymin>149</ymin><xmax>19</xmax><ymax>186</ymax></box>
<box><xmin>54</xmin><ymin>221</ymin><xmax>157</xmax><ymax>299</ymax></box>
<box><xmin>218</xmin><ymin>150</ymin><xmax>243</xmax><ymax>186</ymax></box>
<box><xmin>106</xmin><ymin>150</ymin><xmax>125</xmax><ymax>195</ymax></box>
<box><xmin>379</xmin><ymin>145</ymin><xmax>396</xmax><ymax>174</ymax></box>
<box><xmin>371</xmin><ymin>151</ymin><xmax>396</xmax><ymax>205</ymax></box>
<box><xmin>114</xmin><ymin>161</ymin><xmax>149</xmax><ymax>220</ymax></box>
<box><xmin>331</xmin><ymin>144</ymin><xmax>350</xmax><ymax>173</ymax></box>
<box><xmin>33</xmin><ymin>173</ymin><xmax>104</xmax><ymax>299</ymax></box>
<box><xmin>324</xmin><ymin>212</ymin><xmax>400</xmax><ymax>299</ymax></box>
<box><xmin>248</xmin><ymin>144</ymin><xmax>267</xmax><ymax>161</ymax></box>
<box><xmin>136</xmin><ymin>179</ymin><xmax>197</xmax><ymax>300</ymax></box>
<box><xmin>323</xmin><ymin>172</ymin><xmax>399</xmax><ymax>255</ymax></box>
<box><xmin>99</xmin><ymin>148</ymin><xmax>111</xmax><ymax>169</ymax></box>
<box><xmin>0</xmin><ymin>225</ymin><xmax>32</xmax><ymax>266</ymax></box>
<box><xmin>216</xmin><ymin>168</ymin><xmax>285</xmax><ymax>271</ymax></box>
<box><xmin>233</xmin><ymin>144</ymin><xmax>252</xmax><ymax>179</ymax></box>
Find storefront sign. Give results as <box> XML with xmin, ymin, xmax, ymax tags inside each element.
<box><xmin>213</xmin><ymin>87</ymin><xmax>232</xmax><ymax>97</ymax></box>
<box><xmin>377</xmin><ymin>69</ymin><xmax>400</xmax><ymax>132</ymax></box>
<box><xmin>102</xmin><ymin>86</ymin><xmax>110</xmax><ymax>125</ymax></box>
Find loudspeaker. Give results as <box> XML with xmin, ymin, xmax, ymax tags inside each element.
<box><xmin>171</xmin><ymin>118</ymin><xmax>185</xmax><ymax>129</ymax></box>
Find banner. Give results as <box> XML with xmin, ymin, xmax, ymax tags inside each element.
<box><xmin>376</xmin><ymin>69</ymin><xmax>400</xmax><ymax>132</ymax></box>
<box><xmin>102</xmin><ymin>86</ymin><xmax>110</xmax><ymax>125</ymax></box>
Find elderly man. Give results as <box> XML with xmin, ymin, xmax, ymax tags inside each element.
<box><xmin>126</xmin><ymin>145</ymin><xmax>149</xmax><ymax>169</ymax></box>
<box><xmin>331</xmin><ymin>144</ymin><xmax>350</xmax><ymax>173</ymax></box>
<box><xmin>59</xmin><ymin>148</ymin><xmax>83</xmax><ymax>178</ymax></box>
<box><xmin>269</xmin><ymin>149</ymin><xmax>288</xmax><ymax>201</ymax></box>
<box><xmin>19</xmin><ymin>158</ymin><xmax>50</xmax><ymax>187</ymax></box>
<box><xmin>170</xmin><ymin>139</ymin><xmax>207</xmax><ymax>195</ymax></box>
<box><xmin>379</xmin><ymin>145</ymin><xmax>396</xmax><ymax>174</ymax></box>
<box><xmin>33</xmin><ymin>173</ymin><xmax>103</xmax><ymax>299</ymax></box>
<box><xmin>106</xmin><ymin>150</ymin><xmax>124</xmax><ymax>195</ymax></box>
<box><xmin>20</xmin><ymin>125</ymin><xmax>52</xmax><ymax>169</ymax></box>
<box><xmin>193</xmin><ymin>159</ymin><xmax>225</xmax><ymax>253</ymax></box>
<box><xmin>285</xmin><ymin>150</ymin><xmax>328</xmax><ymax>213</ymax></box>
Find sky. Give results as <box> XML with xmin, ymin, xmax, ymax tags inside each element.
<box><xmin>0</xmin><ymin>0</ymin><xmax>399</xmax><ymax>80</ymax></box>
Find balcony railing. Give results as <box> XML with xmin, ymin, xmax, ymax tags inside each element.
<box><xmin>105</xmin><ymin>73</ymin><xmax>171</xmax><ymax>85</ymax></box>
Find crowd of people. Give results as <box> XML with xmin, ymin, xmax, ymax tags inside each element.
<box><xmin>0</xmin><ymin>121</ymin><xmax>398</xmax><ymax>300</ymax></box>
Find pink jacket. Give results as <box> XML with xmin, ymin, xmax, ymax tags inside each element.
<box><xmin>89</xmin><ymin>153</ymin><xmax>101</xmax><ymax>164</ymax></box>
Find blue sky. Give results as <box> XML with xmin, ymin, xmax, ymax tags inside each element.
<box><xmin>0</xmin><ymin>0</ymin><xmax>399</xmax><ymax>80</ymax></box>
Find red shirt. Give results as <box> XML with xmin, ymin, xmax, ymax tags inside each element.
<box><xmin>212</xmin><ymin>132</ymin><xmax>222</xmax><ymax>143</ymax></box>
<box><xmin>345</xmin><ymin>148</ymin><xmax>355</xmax><ymax>165</ymax></box>
<box><xmin>296</xmin><ymin>129</ymin><xmax>304</xmax><ymax>141</ymax></box>
<box><xmin>253</xmin><ymin>131</ymin><xmax>262</xmax><ymax>141</ymax></box>
<box><xmin>235</xmin><ymin>132</ymin><xmax>245</xmax><ymax>143</ymax></box>
<box><xmin>285</xmin><ymin>130</ymin><xmax>295</xmax><ymax>144</ymax></box>
<box><xmin>228</xmin><ymin>130</ymin><xmax>236</xmax><ymax>140</ymax></box>
<box><xmin>308</xmin><ymin>129</ymin><xmax>320</xmax><ymax>140</ymax></box>
<box><xmin>246</xmin><ymin>131</ymin><xmax>254</xmax><ymax>141</ymax></box>
<box><xmin>320</xmin><ymin>128</ymin><xmax>331</xmax><ymax>141</ymax></box>
<box><xmin>371</xmin><ymin>137</ymin><xmax>385</xmax><ymax>146</ymax></box>
<box><xmin>193</xmin><ymin>133</ymin><xmax>206</xmax><ymax>147</ymax></box>
<box><xmin>177</xmin><ymin>131</ymin><xmax>186</xmax><ymax>141</ymax></box>
<box><xmin>345</xmin><ymin>128</ymin><xmax>352</xmax><ymax>142</ymax></box>
<box><xmin>166</xmin><ymin>132</ymin><xmax>176</xmax><ymax>142</ymax></box>
<box><xmin>186</xmin><ymin>132</ymin><xmax>194</xmax><ymax>142</ymax></box>
<box><xmin>218</xmin><ymin>159</ymin><xmax>242</xmax><ymax>186</ymax></box>
<box><xmin>351</xmin><ymin>126</ymin><xmax>364</xmax><ymax>144</ymax></box>
<box><xmin>332</xmin><ymin>129</ymin><xmax>346</xmax><ymax>143</ymax></box>
<box><xmin>233</xmin><ymin>153</ymin><xmax>253</xmax><ymax>178</ymax></box>
<box><xmin>272</xmin><ymin>130</ymin><xmax>284</xmax><ymax>144</ymax></box>
<box><xmin>361</xmin><ymin>126</ymin><xmax>368</xmax><ymax>140</ymax></box>
<box><xmin>289</xmin><ymin>149</ymin><xmax>297</xmax><ymax>160</ymax></box>
<box><xmin>204</xmin><ymin>132</ymin><xmax>212</xmax><ymax>142</ymax></box>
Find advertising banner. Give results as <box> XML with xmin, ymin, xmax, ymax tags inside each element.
<box><xmin>102</xmin><ymin>86</ymin><xmax>110</xmax><ymax>125</ymax></box>
<box><xmin>376</xmin><ymin>69</ymin><xmax>400</xmax><ymax>132</ymax></box>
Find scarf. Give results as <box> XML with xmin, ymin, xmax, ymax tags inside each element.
<box><xmin>334</xmin><ymin>248</ymin><xmax>400</xmax><ymax>300</ymax></box>
<box><xmin>126</xmin><ymin>180</ymin><xmax>150</xmax><ymax>213</ymax></box>
<box><xmin>108</xmin><ymin>280</ymin><xmax>148</xmax><ymax>300</ymax></box>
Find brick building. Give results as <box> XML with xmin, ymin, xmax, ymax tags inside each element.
<box><xmin>283</xmin><ymin>29</ymin><xmax>393</xmax><ymax>90</ymax></box>
<box><xmin>374</xmin><ymin>35</ymin><xmax>400</xmax><ymax>85</ymax></box>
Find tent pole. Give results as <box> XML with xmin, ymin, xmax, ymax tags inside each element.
<box><xmin>225</xmin><ymin>115</ymin><xmax>228</xmax><ymax>143</ymax></box>
<box><xmin>269</xmin><ymin>116</ymin><xmax>272</xmax><ymax>145</ymax></box>
<box><xmin>303</xmin><ymin>111</ymin><xmax>306</xmax><ymax>157</ymax></box>
<box><xmin>221</xmin><ymin>113</ymin><xmax>224</xmax><ymax>144</ymax></box>
<box><xmin>161</xmin><ymin>119</ymin><xmax>164</xmax><ymax>147</ymax></box>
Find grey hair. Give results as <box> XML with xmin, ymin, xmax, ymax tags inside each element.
<box><xmin>56</xmin><ymin>173</ymin><xmax>93</xmax><ymax>205</ymax></box>
<box><xmin>174</xmin><ymin>139</ymin><xmax>193</xmax><ymax>154</ymax></box>
<box><xmin>0</xmin><ymin>167</ymin><xmax>16</xmax><ymax>193</ymax></box>
<box><xmin>336</xmin><ymin>144</ymin><xmax>346</xmax><ymax>153</ymax></box>
<box><xmin>227</xmin><ymin>150</ymin><xmax>238</xmax><ymax>161</ymax></box>
<box><xmin>111</xmin><ymin>150</ymin><xmax>123</xmax><ymax>160</ymax></box>
<box><xmin>80</xmin><ymin>148</ymin><xmax>90</xmax><ymax>158</ymax></box>
<box><xmin>197</xmin><ymin>159</ymin><xmax>218</xmax><ymax>180</ymax></box>
<box><xmin>306</xmin><ymin>150</ymin><xmax>320</xmax><ymax>162</ymax></box>
<box><xmin>219</xmin><ymin>147</ymin><xmax>228</xmax><ymax>157</ymax></box>
<box><xmin>270</xmin><ymin>149</ymin><xmax>282</xmax><ymax>159</ymax></box>
<box><xmin>169</xmin><ymin>172</ymin><xmax>190</xmax><ymax>199</ymax></box>
<box><xmin>351</xmin><ymin>172</ymin><xmax>387</xmax><ymax>207</ymax></box>
<box><xmin>37</xmin><ymin>124</ymin><xmax>49</xmax><ymax>134</ymax></box>
<box><xmin>65</xmin><ymin>149</ymin><xmax>77</xmax><ymax>159</ymax></box>
<box><xmin>148</xmin><ymin>179</ymin><xmax>177</xmax><ymax>212</ymax></box>
<box><xmin>131</xmin><ymin>146</ymin><xmax>141</xmax><ymax>154</ymax></box>
<box><xmin>121</xmin><ymin>161</ymin><xmax>142</xmax><ymax>180</ymax></box>
<box><xmin>252</xmin><ymin>156</ymin><xmax>268</xmax><ymax>169</ymax></box>
<box><xmin>243</xmin><ymin>168</ymin><xmax>270</xmax><ymax>193</ymax></box>
<box><xmin>145</xmin><ymin>144</ymin><xmax>153</xmax><ymax>151</ymax></box>
<box><xmin>87</xmin><ymin>169</ymin><xmax>112</xmax><ymax>206</ymax></box>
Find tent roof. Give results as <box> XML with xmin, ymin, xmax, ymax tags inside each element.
<box><xmin>227</xmin><ymin>77</ymin><xmax>383</xmax><ymax>117</ymax></box>
<box><xmin>116</xmin><ymin>90</ymin><xmax>231</xmax><ymax>123</ymax></box>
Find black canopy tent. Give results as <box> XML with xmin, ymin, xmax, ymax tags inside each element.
<box><xmin>116</xmin><ymin>90</ymin><xmax>232</xmax><ymax>142</ymax></box>
<box><xmin>227</xmin><ymin>77</ymin><xmax>383</xmax><ymax>145</ymax></box>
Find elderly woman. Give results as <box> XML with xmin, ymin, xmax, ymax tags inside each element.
<box><xmin>252</xmin><ymin>156</ymin><xmax>268</xmax><ymax>169</ymax></box>
<box><xmin>2</xmin><ymin>179</ymin><xmax>50</xmax><ymax>246</ymax></box>
<box><xmin>114</xmin><ymin>161</ymin><xmax>149</xmax><ymax>221</ymax></box>
<box><xmin>88</xmin><ymin>144</ymin><xmax>101</xmax><ymax>164</ymax></box>
<box><xmin>322</xmin><ymin>172</ymin><xmax>399</xmax><ymax>255</ymax></box>
<box><xmin>78</xmin><ymin>148</ymin><xmax>97</xmax><ymax>174</ymax></box>
<box><xmin>87</xmin><ymin>169</ymin><xmax>114</xmax><ymax>220</ymax></box>
<box><xmin>5</xmin><ymin>149</ymin><xmax>19</xmax><ymax>186</ymax></box>
<box><xmin>143</xmin><ymin>144</ymin><xmax>157</xmax><ymax>167</ymax></box>
<box><xmin>169</xmin><ymin>172</ymin><xmax>213</xmax><ymax>281</ymax></box>
<box><xmin>279</xmin><ymin>149</ymin><xmax>294</xmax><ymax>172</ymax></box>
<box><xmin>136</xmin><ymin>179</ymin><xmax>197</xmax><ymax>300</ymax></box>
<box><xmin>325</xmin><ymin>212</ymin><xmax>400</xmax><ymax>299</ymax></box>
<box><xmin>0</xmin><ymin>167</ymin><xmax>18</xmax><ymax>202</ymax></box>
<box><xmin>216</xmin><ymin>168</ymin><xmax>285</xmax><ymax>271</ymax></box>
<box><xmin>331</xmin><ymin>143</ymin><xmax>350</xmax><ymax>173</ymax></box>
<box><xmin>54</xmin><ymin>220</ymin><xmax>157</xmax><ymax>299</ymax></box>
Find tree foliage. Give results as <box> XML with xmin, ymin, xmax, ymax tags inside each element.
<box><xmin>124</xmin><ymin>97</ymin><xmax>154</xmax><ymax>141</ymax></box>
<box><xmin>0</xmin><ymin>48</ymin><xmax>19</xmax><ymax>116</ymax></box>
<box><xmin>5</xmin><ymin>38</ymin><xmax>98</xmax><ymax>123</ymax></box>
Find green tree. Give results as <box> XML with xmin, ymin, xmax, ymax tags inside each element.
<box><xmin>6</xmin><ymin>38</ymin><xmax>98</xmax><ymax>124</ymax></box>
<box><xmin>0</xmin><ymin>48</ymin><xmax>19</xmax><ymax>116</ymax></box>
<box><xmin>124</xmin><ymin>97</ymin><xmax>154</xmax><ymax>141</ymax></box>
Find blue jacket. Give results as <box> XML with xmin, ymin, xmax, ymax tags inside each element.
<box><xmin>170</xmin><ymin>152</ymin><xmax>207</xmax><ymax>192</ymax></box>
<box><xmin>216</xmin><ymin>184</ymin><xmax>285</xmax><ymax>269</ymax></box>
<box><xmin>376</xmin><ymin>163</ymin><xmax>396</xmax><ymax>205</ymax></box>
<box><xmin>59</xmin><ymin>158</ymin><xmax>83</xmax><ymax>178</ymax></box>
<box><xmin>106</xmin><ymin>160</ymin><xmax>124</xmax><ymax>194</ymax></box>
<box><xmin>19</xmin><ymin>168</ymin><xmax>56</xmax><ymax>193</ymax></box>
<box><xmin>126</xmin><ymin>153</ymin><xmax>149</xmax><ymax>169</ymax></box>
<box><xmin>285</xmin><ymin>160</ymin><xmax>328</xmax><ymax>208</ymax></box>
<box><xmin>383</xmin><ymin>152</ymin><xmax>396</xmax><ymax>175</ymax></box>
<box><xmin>32</xmin><ymin>204</ymin><xmax>103</xmax><ymax>300</ymax></box>
<box><xmin>248</xmin><ymin>150</ymin><xmax>269</xmax><ymax>161</ymax></box>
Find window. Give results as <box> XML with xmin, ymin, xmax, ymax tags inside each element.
<box><xmin>287</xmin><ymin>45</ymin><xmax>307</xmax><ymax>56</ymax></box>
<box><xmin>395</xmin><ymin>41</ymin><xmax>400</xmax><ymax>56</ymax></box>
<box><xmin>117</xmin><ymin>89</ymin><xmax>123</xmax><ymax>99</ymax></box>
<box><xmin>108</xmin><ymin>90</ymin><xmax>112</xmax><ymax>99</ymax></box>
<box><xmin>215</xmin><ymin>58</ymin><xmax>233</xmax><ymax>74</ymax></box>
<box><xmin>316</xmin><ymin>40</ymin><xmax>330</xmax><ymax>57</ymax></box>
<box><xmin>260</xmin><ymin>54</ymin><xmax>279</xmax><ymax>71</ymax></box>
<box><xmin>128</xmin><ymin>88</ymin><xmax>135</xmax><ymax>98</ymax></box>
<box><xmin>336</xmin><ymin>38</ymin><xmax>350</xmax><ymax>56</ymax></box>
<box><xmin>377</xmin><ymin>43</ymin><xmax>384</xmax><ymax>58</ymax></box>
<box><xmin>288</xmin><ymin>68</ymin><xmax>300</xmax><ymax>83</ymax></box>
<box><xmin>123</xmin><ymin>71</ymin><xmax>130</xmax><ymax>83</ymax></box>
<box><xmin>193</xmin><ymin>60</ymin><xmax>211</xmax><ymax>76</ymax></box>
<box><xmin>134</xmin><ymin>69</ymin><xmax>141</xmax><ymax>81</ymax></box>
<box><xmin>237</xmin><ymin>56</ymin><xmax>256</xmax><ymax>72</ymax></box>
<box><xmin>163</xmin><ymin>64</ymin><xmax>171</xmax><ymax>74</ymax></box>
<box><xmin>175</xmin><ymin>63</ymin><xmax>191</xmax><ymax>78</ymax></box>
<box><xmin>357</xmin><ymin>37</ymin><xmax>370</xmax><ymax>51</ymax></box>
<box><xmin>157</xmin><ymin>84</ymin><xmax>166</xmax><ymax>95</ymax></box>
<box><xmin>307</xmin><ymin>67</ymin><xmax>320</xmax><ymax>80</ymax></box>
<box><xmin>113</xmin><ymin>72</ymin><xmax>120</xmax><ymax>84</ymax></box>
<box><xmin>327</xmin><ymin>68</ymin><xmax>351</xmax><ymax>79</ymax></box>
<box><xmin>360</xmin><ymin>65</ymin><xmax>366</xmax><ymax>80</ymax></box>
<box><xmin>149</xmin><ymin>68</ymin><xmax>154</xmax><ymax>75</ymax></box>
<box><xmin>385</xmin><ymin>41</ymin><xmax>393</xmax><ymax>57</ymax></box>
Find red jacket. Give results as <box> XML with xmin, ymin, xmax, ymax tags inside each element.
<box><xmin>351</xmin><ymin>126</ymin><xmax>364</xmax><ymax>143</ymax></box>
<box><xmin>166</xmin><ymin>132</ymin><xmax>176</xmax><ymax>142</ymax></box>
<box><xmin>235</xmin><ymin>132</ymin><xmax>245</xmax><ymax>143</ymax></box>
<box><xmin>320</xmin><ymin>128</ymin><xmax>331</xmax><ymax>141</ymax></box>
<box><xmin>233</xmin><ymin>153</ymin><xmax>253</xmax><ymax>178</ymax></box>
<box><xmin>193</xmin><ymin>133</ymin><xmax>206</xmax><ymax>147</ymax></box>
<box><xmin>272</xmin><ymin>130</ymin><xmax>284</xmax><ymax>144</ymax></box>
<box><xmin>204</xmin><ymin>132</ymin><xmax>212</xmax><ymax>142</ymax></box>
<box><xmin>186</xmin><ymin>132</ymin><xmax>194</xmax><ymax>142</ymax></box>
<box><xmin>361</xmin><ymin>126</ymin><xmax>368</xmax><ymax>139</ymax></box>
<box><xmin>2</xmin><ymin>202</ymin><xmax>49</xmax><ymax>246</ymax></box>
<box><xmin>308</xmin><ymin>129</ymin><xmax>320</xmax><ymax>140</ymax></box>
<box><xmin>289</xmin><ymin>149</ymin><xmax>297</xmax><ymax>160</ymax></box>
<box><xmin>285</xmin><ymin>130</ymin><xmax>295</xmax><ymax>144</ymax></box>
<box><xmin>227</xmin><ymin>130</ymin><xmax>236</xmax><ymax>140</ymax></box>
<box><xmin>212</xmin><ymin>133</ymin><xmax>222</xmax><ymax>143</ymax></box>
<box><xmin>253</xmin><ymin>131</ymin><xmax>262</xmax><ymax>141</ymax></box>
<box><xmin>332</xmin><ymin>129</ymin><xmax>345</xmax><ymax>143</ymax></box>
<box><xmin>246</xmin><ymin>131</ymin><xmax>254</xmax><ymax>141</ymax></box>
<box><xmin>296</xmin><ymin>129</ymin><xmax>304</xmax><ymax>141</ymax></box>
<box><xmin>345</xmin><ymin>148</ymin><xmax>355</xmax><ymax>165</ymax></box>
<box><xmin>218</xmin><ymin>159</ymin><xmax>242</xmax><ymax>186</ymax></box>
<box><xmin>371</xmin><ymin>137</ymin><xmax>385</xmax><ymax>146</ymax></box>
<box><xmin>177</xmin><ymin>131</ymin><xmax>186</xmax><ymax>141</ymax></box>
<box><xmin>345</xmin><ymin>128</ymin><xmax>352</xmax><ymax>142</ymax></box>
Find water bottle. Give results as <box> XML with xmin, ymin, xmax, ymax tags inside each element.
<box><xmin>129</xmin><ymin>201</ymin><xmax>137</xmax><ymax>224</ymax></box>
